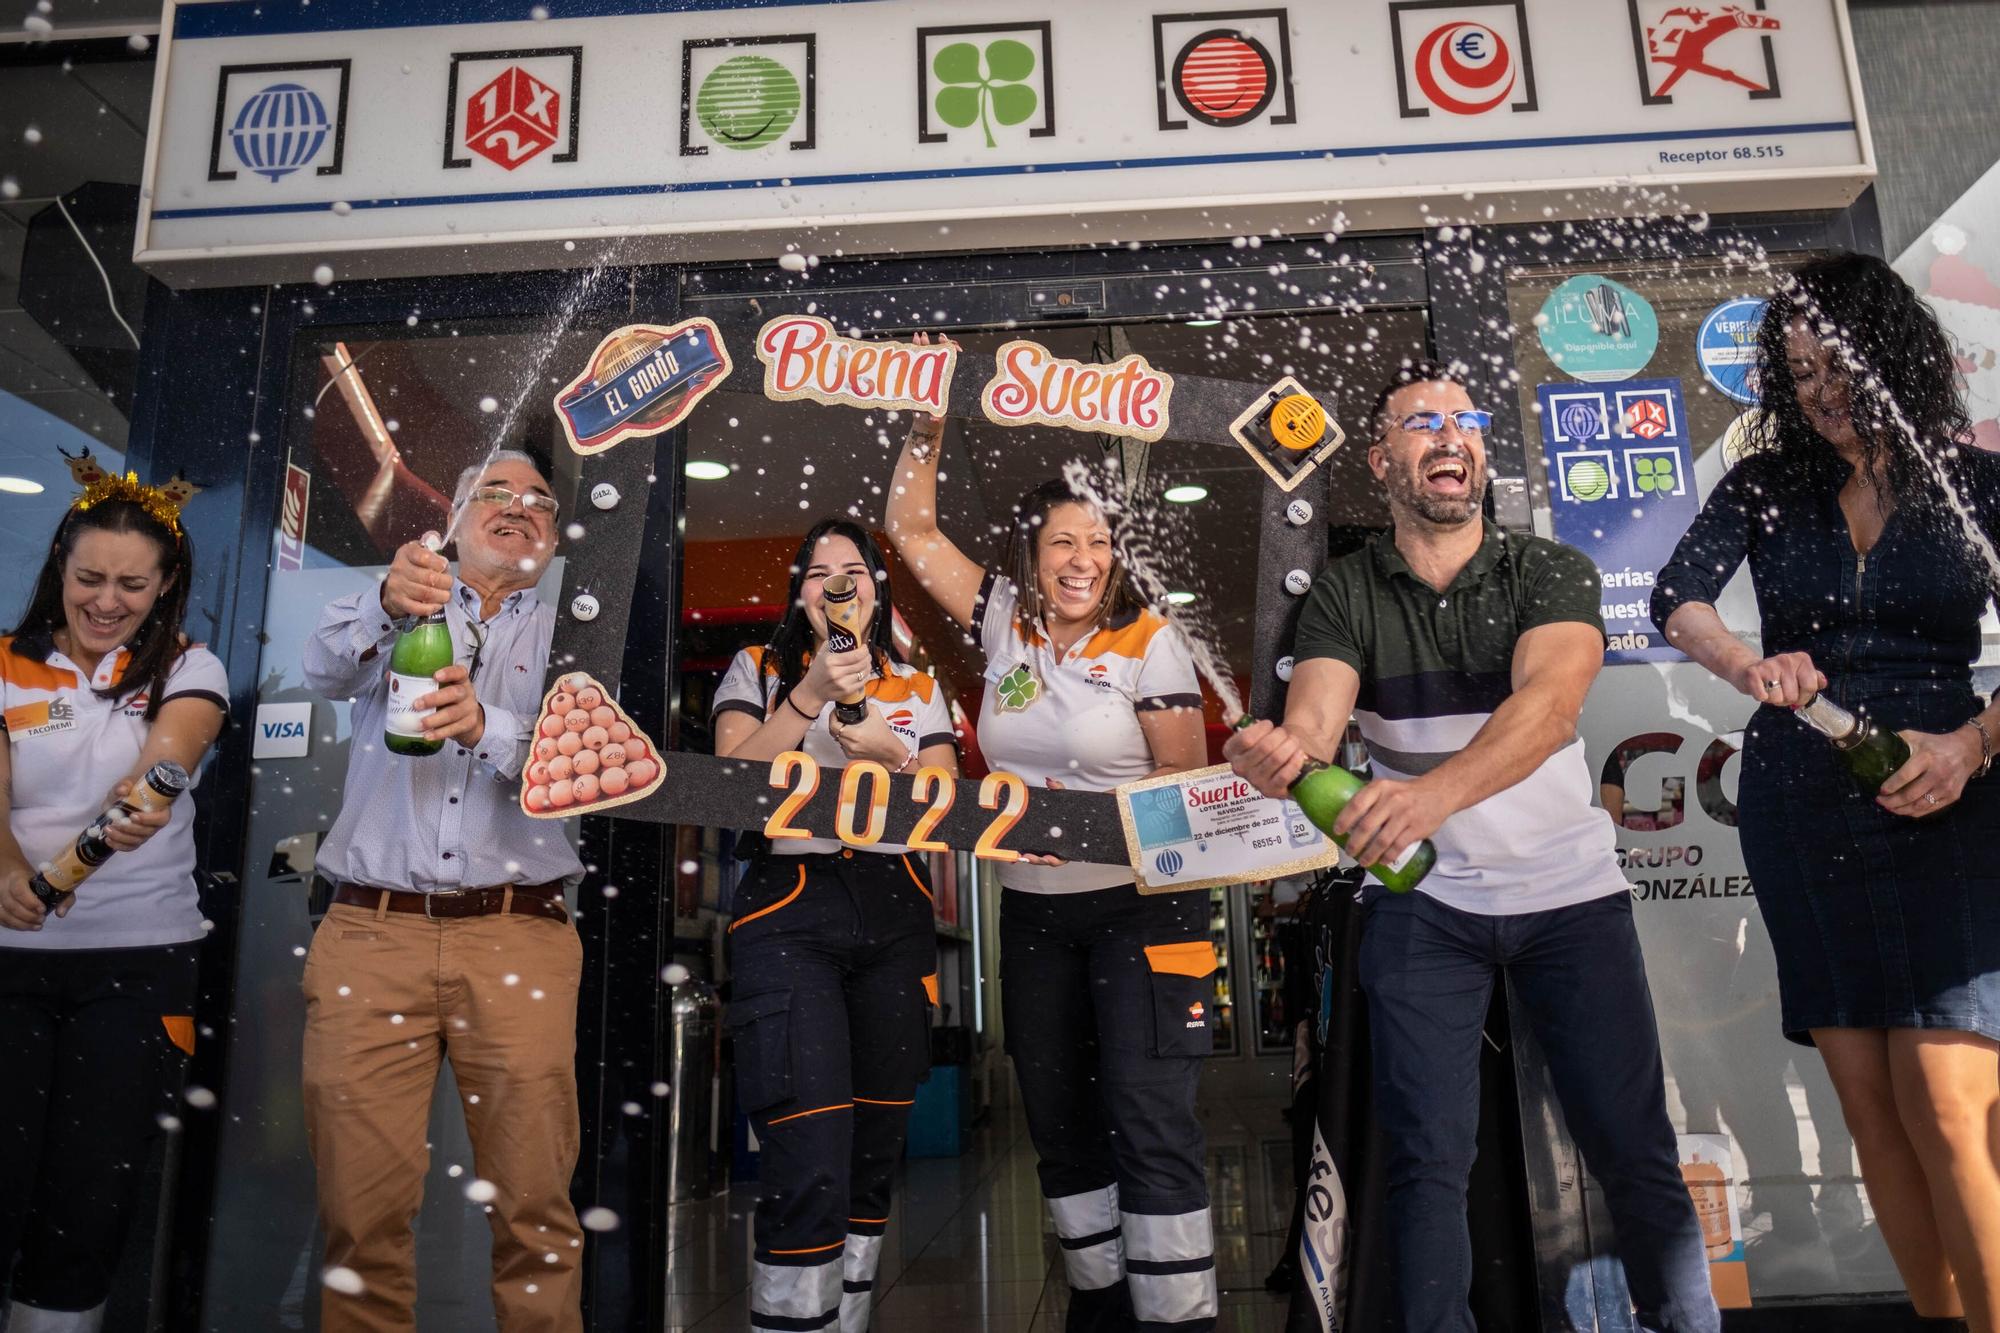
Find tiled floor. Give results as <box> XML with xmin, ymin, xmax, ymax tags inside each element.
<box><xmin>667</xmin><ymin>1078</ymin><xmax>1298</xmax><ymax>1331</ymax></box>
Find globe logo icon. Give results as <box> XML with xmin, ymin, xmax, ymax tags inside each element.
<box><xmin>229</xmin><ymin>83</ymin><xmax>331</xmax><ymax>182</ymax></box>
<box><xmin>1155</xmin><ymin>849</ymin><xmax>1185</xmax><ymax>877</ymax></box>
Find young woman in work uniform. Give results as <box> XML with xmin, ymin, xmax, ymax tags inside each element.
<box><xmin>712</xmin><ymin>518</ymin><xmax>959</xmax><ymax>1333</ymax></box>
<box><xmin>0</xmin><ymin>477</ymin><xmax>227</xmax><ymax>1333</ymax></box>
<box><xmin>886</xmin><ymin>367</ymin><xmax>1217</xmax><ymax>1333</ymax></box>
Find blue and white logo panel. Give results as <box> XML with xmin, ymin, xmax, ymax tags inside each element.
<box><xmin>208</xmin><ymin>60</ymin><xmax>352</xmax><ymax>183</ymax></box>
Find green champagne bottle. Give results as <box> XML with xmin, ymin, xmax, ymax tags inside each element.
<box><xmin>1796</xmin><ymin>692</ymin><xmax>1911</xmax><ymax>793</ymax></box>
<box><xmin>385</xmin><ymin>535</ymin><xmax>454</xmax><ymax>757</ymax></box>
<box><xmin>1233</xmin><ymin>718</ymin><xmax>1436</xmax><ymax>893</ymax></box>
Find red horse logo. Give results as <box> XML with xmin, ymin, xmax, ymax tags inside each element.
<box><xmin>1646</xmin><ymin>6</ymin><xmax>1781</xmax><ymax>95</ymax></box>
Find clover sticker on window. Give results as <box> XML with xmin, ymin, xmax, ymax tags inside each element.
<box><xmin>996</xmin><ymin>662</ymin><xmax>1041</xmax><ymax>713</ymax></box>
<box><xmin>1633</xmin><ymin>454</ymin><xmax>1679</xmax><ymax>494</ymax></box>
<box><xmin>932</xmin><ymin>39</ymin><xmax>1038</xmax><ymax>149</ymax></box>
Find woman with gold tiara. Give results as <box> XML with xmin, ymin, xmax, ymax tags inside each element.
<box><xmin>0</xmin><ymin>474</ymin><xmax>227</xmax><ymax>1332</ymax></box>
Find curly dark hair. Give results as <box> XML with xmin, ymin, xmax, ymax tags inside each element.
<box><xmin>1741</xmin><ymin>252</ymin><xmax>1971</xmax><ymax>504</ymax></box>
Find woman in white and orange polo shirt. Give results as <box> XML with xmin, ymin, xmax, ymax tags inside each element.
<box><xmin>0</xmin><ymin>480</ymin><xmax>226</xmax><ymax>1333</ymax></box>
<box><xmin>711</xmin><ymin>518</ymin><xmax>958</xmax><ymax>1333</ymax></box>
<box><xmin>887</xmin><ymin>388</ymin><xmax>1217</xmax><ymax>1332</ymax></box>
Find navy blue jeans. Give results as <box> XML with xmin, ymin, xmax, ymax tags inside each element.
<box><xmin>1359</xmin><ymin>889</ymin><xmax>1718</xmax><ymax>1333</ymax></box>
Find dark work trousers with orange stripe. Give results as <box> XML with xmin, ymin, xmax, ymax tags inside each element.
<box><xmin>0</xmin><ymin>942</ymin><xmax>197</xmax><ymax>1326</ymax></box>
<box><xmin>727</xmin><ymin>849</ymin><xmax>938</xmax><ymax>1333</ymax></box>
<box><xmin>1001</xmin><ymin>886</ymin><xmax>1218</xmax><ymax>1333</ymax></box>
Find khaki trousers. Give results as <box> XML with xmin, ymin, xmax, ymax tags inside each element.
<box><xmin>301</xmin><ymin>900</ymin><xmax>585</xmax><ymax>1333</ymax></box>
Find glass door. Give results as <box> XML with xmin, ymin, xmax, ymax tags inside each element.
<box><xmin>198</xmin><ymin>315</ymin><xmax>595</xmax><ymax>1330</ymax></box>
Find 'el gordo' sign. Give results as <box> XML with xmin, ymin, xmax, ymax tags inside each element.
<box><xmin>980</xmin><ymin>341</ymin><xmax>1175</xmax><ymax>443</ymax></box>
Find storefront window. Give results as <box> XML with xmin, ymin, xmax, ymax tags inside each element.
<box><xmin>1507</xmin><ymin>258</ymin><xmax>1900</xmax><ymax>1303</ymax></box>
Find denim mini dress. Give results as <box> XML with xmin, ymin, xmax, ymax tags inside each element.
<box><xmin>1654</xmin><ymin>445</ymin><xmax>2000</xmax><ymax>1046</ymax></box>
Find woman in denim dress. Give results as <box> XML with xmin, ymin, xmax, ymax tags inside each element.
<box><xmin>1654</xmin><ymin>253</ymin><xmax>2000</xmax><ymax>1330</ymax></box>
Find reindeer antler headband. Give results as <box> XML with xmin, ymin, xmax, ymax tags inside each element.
<box><xmin>61</xmin><ymin>446</ymin><xmax>201</xmax><ymax>541</ymax></box>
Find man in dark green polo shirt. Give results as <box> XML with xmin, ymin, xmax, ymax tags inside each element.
<box><xmin>1226</xmin><ymin>362</ymin><xmax>1717</xmax><ymax>1333</ymax></box>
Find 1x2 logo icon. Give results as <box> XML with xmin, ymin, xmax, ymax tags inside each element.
<box><xmin>442</xmin><ymin>48</ymin><xmax>582</xmax><ymax>172</ymax></box>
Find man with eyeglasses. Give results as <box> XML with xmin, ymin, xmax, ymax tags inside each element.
<box><xmin>1227</xmin><ymin>363</ymin><xmax>1717</xmax><ymax>1333</ymax></box>
<box><xmin>300</xmin><ymin>448</ymin><xmax>588</xmax><ymax>1333</ymax></box>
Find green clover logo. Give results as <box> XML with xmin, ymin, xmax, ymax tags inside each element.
<box><xmin>996</xmin><ymin>663</ymin><xmax>1041</xmax><ymax>712</ymax></box>
<box><xmin>1633</xmin><ymin>454</ymin><xmax>1679</xmax><ymax>494</ymax></box>
<box><xmin>933</xmin><ymin>39</ymin><xmax>1038</xmax><ymax>149</ymax></box>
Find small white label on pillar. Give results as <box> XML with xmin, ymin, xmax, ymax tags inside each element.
<box><xmin>1275</xmin><ymin>655</ymin><xmax>1294</xmax><ymax>682</ymax></box>
<box><xmin>570</xmin><ymin>593</ymin><xmax>600</xmax><ymax>621</ymax></box>
<box><xmin>1284</xmin><ymin>568</ymin><xmax>1312</xmax><ymax>595</ymax></box>
<box><xmin>1285</xmin><ymin>499</ymin><xmax>1313</xmax><ymax>526</ymax></box>
<box><xmin>590</xmin><ymin>482</ymin><xmax>620</xmax><ymax>510</ymax></box>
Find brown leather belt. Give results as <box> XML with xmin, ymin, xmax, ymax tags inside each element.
<box><xmin>331</xmin><ymin>881</ymin><xmax>569</xmax><ymax>924</ymax></box>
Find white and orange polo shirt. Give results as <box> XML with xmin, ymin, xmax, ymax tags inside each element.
<box><xmin>712</xmin><ymin>646</ymin><xmax>955</xmax><ymax>856</ymax></box>
<box><xmin>1</xmin><ymin>636</ymin><xmax>227</xmax><ymax>949</ymax></box>
<box><xmin>972</xmin><ymin>574</ymin><xmax>1201</xmax><ymax>893</ymax></box>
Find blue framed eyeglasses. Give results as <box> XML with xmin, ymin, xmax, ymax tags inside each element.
<box><xmin>1397</xmin><ymin>410</ymin><xmax>1492</xmax><ymax>437</ymax></box>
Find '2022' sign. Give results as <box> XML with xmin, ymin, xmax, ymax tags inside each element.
<box><xmin>763</xmin><ymin>750</ymin><xmax>1032</xmax><ymax>860</ymax></box>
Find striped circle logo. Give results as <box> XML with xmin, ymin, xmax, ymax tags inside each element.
<box><xmin>1564</xmin><ymin>459</ymin><xmax>1612</xmax><ymax>502</ymax></box>
<box><xmin>1173</xmin><ymin>31</ymin><xmax>1276</xmax><ymax>126</ymax></box>
<box><xmin>1155</xmin><ymin>849</ymin><xmax>1185</xmax><ymax>877</ymax></box>
<box><xmin>228</xmin><ymin>83</ymin><xmax>331</xmax><ymax>182</ymax></box>
<box><xmin>695</xmin><ymin>55</ymin><xmax>802</xmax><ymax>150</ymax></box>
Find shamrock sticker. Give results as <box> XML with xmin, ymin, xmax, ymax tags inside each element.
<box><xmin>933</xmin><ymin>39</ymin><xmax>1038</xmax><ymax>149</ymax></box>
<box><xmin>1633</xmin><ymin>454</ymin><xmax>1679</xmax><ymax>494</ymax></box>
<box><xmin>996</xmin><ymin>662</ymin><xmax>1041</xmax><ymax>712</ymax></box>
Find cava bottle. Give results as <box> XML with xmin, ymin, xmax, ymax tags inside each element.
<box><xmin>1796</xmin><ymin>693</ymin><xmax>1911</xmax><ymax>793</ymax></box>
<box><xmin>1234</xmin><ymin>718</ymin><xmax>1436</xmax><ymax>893</ymax></box>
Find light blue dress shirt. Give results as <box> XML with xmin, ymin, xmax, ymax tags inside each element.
<box><xmin>304</xmin><ymin>579</ymin><xmax>584</xmax><ymax>893</ymax></box>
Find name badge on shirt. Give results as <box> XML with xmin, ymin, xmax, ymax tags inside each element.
<box><xmin>4</xmin><ymin>697</ymin><xmax>76</xmax><ymax>739</ymax></box>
